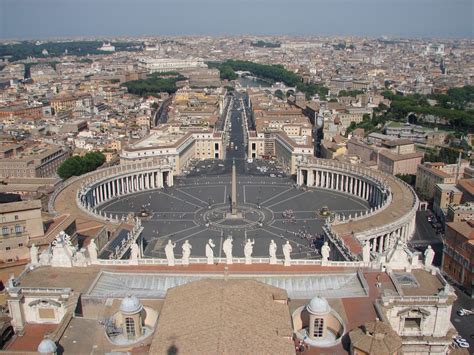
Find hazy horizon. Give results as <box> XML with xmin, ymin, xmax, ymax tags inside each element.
<box><xmin>0</xmin><ymin>0</ymin><xmax>472</xmax><ymax>40</ymax></box>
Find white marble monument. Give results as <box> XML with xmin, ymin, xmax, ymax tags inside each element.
<box><xmin>244</xmin><ymin>238</ymin><xmax>255</xmax><ymax>265</ymax></box>
<box><xmin>165</xmin><ymin>240</ymin><xmax>176</xmax><ymax>266</ymax></box>
<box><xmin>269</xmin><ymin>240</ymin><xmax>277</xmax><ymax>265</ymax></box>
<box><xmin>424</xmin><ymin>245</ymin><xmax>435</xmax><ymax>268</ymax></box>
<box><xmin>87</xmin><ymin>239</ymin><xmax>98</xmax><ymax>264</ymax></box>
<box><xmin>283</xmin><ymin>241</ymin><xmax>292</xmax><ymax>266</ymax></box>
<box><xmin>129</xmin><ymin>242</ymin><xmax>140</xmax><ymax>265</ymax></box>
<box><xmin>182</xmin><ymin>240</ymin><xmax>192</xmax><ymax>265</ymax></box>
<box><xmin>206</xmin><ymin>239</ymin><xmax>215</xmax><ymax>265</ymax></box>
<box><xmin>321</xmin><ymin>242</ymin><xmax>331</xmax><ymax>265</ymax></box>
<box><xmin>362</xmin><ymin>241</ymin><xmax>371</xmax><ymax>263</ymax></box>
<box><xmin>50</xmin><ymin>232</ymin><xmax>75</xmax><ymax>268</ymax></box>
<box><xmin>223</xmin><ymin>236</ymin><xmax>233</xmax><ymax>264</ymax></box>
<box><xmin>29</xmin><ymin>244</ymin><xmax>39</xmax><ymax>266</ymax></box>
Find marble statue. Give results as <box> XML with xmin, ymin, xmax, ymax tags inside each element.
<box><xmin>223</xmin><ymin>236</ymin><xmax>233</xmax><ymax>264</ymax></box>
<box><xmin>130</xmin><ymin>242</ymin><xmax>140</xmax><ymax>264</ymax></box>
<box><xmin>321</xmin><ymin>242</ymin><xmax>331</xmax><ymax>263</ymax></box>
<box><xmin>424</xmin><ymin>245</ymin><xmax>435</xmax><ymax>267</ymax></box>
<box><xmin>165</xmin><ymin>240</ymin><xmax>176</xmax><ymax>266</ymax></box>
<box><xmin>244</xmin><ymin>238</ymin><xmax>255</xmax><ymax>264</ymax></box>
<box><xmin>87</xmin><ymin>239</ymin><xmax>98</xmax><ymax>264</ymax></box>
<box><xmin>39</xmin><ymin>248</ymin><xmax>51</xmax><ymax>266</ymax></box>
<box><xmin>51</xmin><ymin>232</ymin><xmax>74</xmax><ymax>267</ymax></box>
<box><xmin>282</xmin><ymin>241</ymin><xmax>292</xmax><ymax>266</ymax></box>
<box><xmin>182</xmin><ymin>240</ymin><xmax>192</xmax><ymax>265</ymax></box>
<box><xmin>30</xmin><ymin>243</ymin><xmax>39</xmax><ymax>266</ymax></box>
<box><xmin>362</xmin><ymin>241</ymin><xmax>371</xmax><ymax>263</ymax></box>
<box><xmin>7</xmin><ymin>275</ymin><xmax>15</xmax><ymax>289</ymax></box>
<box><xmin>73</xmin><ymin>248</ymin><xmax>88</xmax><ymax>267</ymax></box>
<box><xmin>269</xmin><ymin>240</ymin><xmax>277</xmax><ymax>265</ymax></box>
<box><xmin>206</xmin><ymin>239</ymin><xmax>216</xmax><ymax>265</ymax></box>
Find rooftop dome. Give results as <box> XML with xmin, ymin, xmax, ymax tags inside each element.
<box><xmin>120</xmin><ymin>295</ymin><xmax>143</xmax><ymax>314</ymax></box>
<box><xmin>307</xmin><ymin>296</ymin><xmax>330</xmax><ymax>315</ymax></box>
<box><xmin>37</xmin><ymin>338</ymin><xmax>57</xmax><ymax>354</ymax></box>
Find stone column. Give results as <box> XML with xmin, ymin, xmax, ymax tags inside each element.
<box><xmin>307</xmin><ymin>170</ymin><xmax>314</xmax><ymax>187</ymax></box>
<box><xmin>158</xmin><ymin>171</ymin><xmax>163</xmax><ymax>188</ymax></box>
<box><xmin>7</xmin><ymin>291</ymin><xmax>25</xmax><ymax>335</ymax></box>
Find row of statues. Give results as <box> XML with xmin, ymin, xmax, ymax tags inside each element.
<box><xmin>164</xmin><ymin>237</ymin><xmax>296</xmax><ymax>266</ymax></box>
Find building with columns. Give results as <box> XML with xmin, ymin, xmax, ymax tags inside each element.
<box><xmin>120</xmin><ymin>125</ymin><xmax>224</xmax><ymax>175</ymax></box>
<box><xmin>296</xmin><ymin>157</ymin><xmax>418</xmax><ymax>261</ymax></box>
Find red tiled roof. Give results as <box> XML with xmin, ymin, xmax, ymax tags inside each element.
<box><xmin>6</xmin><ymin>324</ymin><xmax>58</xmax><ymax>351</ymax></box>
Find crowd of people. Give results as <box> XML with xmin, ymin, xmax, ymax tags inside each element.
<box><xmin>282</xmin><ymin>209</ymin><xmax>296</xmax><ymax>223</ymax></box>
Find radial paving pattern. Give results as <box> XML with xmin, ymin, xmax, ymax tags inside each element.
<box><xmin>99</xmin><ymin>175</ymin><xmax>369</xmax><ymax>259</ymax></box>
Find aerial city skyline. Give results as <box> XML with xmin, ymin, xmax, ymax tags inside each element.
<box><xmin>0</xmin><ymin>0</ymin><xmax>472</xmax><ymax>354</ymax></box>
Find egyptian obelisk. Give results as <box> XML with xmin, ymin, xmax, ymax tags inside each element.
<box><xmin>231</xmin><ymin>158</ymin><xmax>237</xmax><ymax>215</ymax></box>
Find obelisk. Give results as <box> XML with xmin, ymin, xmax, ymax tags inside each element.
<box><xmin>231</xmin><ymin>158</ymin><xmax>237</xmax><ymax>215</ymax></box>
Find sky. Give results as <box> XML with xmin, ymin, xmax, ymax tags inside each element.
<box><xmin>0</xmin><ymin>0</ymin><xmax>472</xmax><ymax>40</ymax></box>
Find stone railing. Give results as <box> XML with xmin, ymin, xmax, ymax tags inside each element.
<box><xmin>91</xmin><ymin>256</ymin><xmax>383</xmax><ymax>268</ymax></box>
<box><xmin>93</xmin><ymin>257</ymin><xmax>324</xmax><ymax>266</ymax></box>
<box><xmin>323</xmin><ymin>225</ymin><xmax>358</xmax><ymax>261</ymax></box>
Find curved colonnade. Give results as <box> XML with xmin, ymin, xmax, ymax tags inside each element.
<box><xmin>50</xmin><ymin>160</ymin><xmax>173</xmax><ymax>223</ymax></box>
<box><xmin>296</xmin><ymin>158</ymin><xmax>419</xmax><ymax>261</ymax></box>
<box><xmin>50</xmin><ymin>157</ymin><xmax>418</xmax><ymax>263</ymax></box>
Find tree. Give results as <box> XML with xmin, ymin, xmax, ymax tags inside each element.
<box><xmin>396</xmin><ymin>174</ymin><xmax>416</xmax><ymax>186</ymax></box>
<box><xmin>58</xmin><ymin>152</ymin><xmax>106</xmax><ymax>179</ymax></box>
<box><xmin>274</xmin><ymin>89</ymin><xmax>285</xmax><ymax>100</ymax></box>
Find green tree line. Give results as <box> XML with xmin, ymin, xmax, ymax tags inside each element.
<box><xmin>209</xmin><ymin>60</ymin><xmax>328</xmax><ymax>100</ymax></box>
<box><xmin>58</xmin><ymin>152</ymin><xmax>106</xmax><ymax>179</ymax></box>
<box><xmin>0</xmin><ymin>41</ymin><xmax>142</xmax><ymax>61</ymax></box>
<box><xmin>121</xmin><ymin>73</ymin><xmax>186</xmax><ymax>96</ymax></box>
<box><xmin>383</xmin><ymin>88</ymin><xmax>474</xmax><ymax>132</ymax></box>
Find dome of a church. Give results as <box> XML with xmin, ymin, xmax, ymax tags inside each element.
<box><xmin>37</xmin><ymin>338</ymin><xmax>57</xmax><ymax>354</ymax></box>
<box><xmin>120</xmin><ymin>295</ymin><xmax>143</xmax><ymax>314</ymax></box>
<box><xmin>307</xmin><ymin>296</ymin><xmax>330</xmax><ymax>315</ymax></box>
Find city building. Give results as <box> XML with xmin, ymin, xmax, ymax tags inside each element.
<box><xmin>442</xmin><ymin>220</ymin><xmax>474</xmax><ymax>296</ymax></box>
<box><xmin>0</xmin><ymin>143</ymin><xmax>69</xmax><ymax>178</ymax></box>
<box><xmin>0</xmin><ymin>200</ymin><xmax>43</xmax><ymax>263</ymax></box>
<box><xmin>120</xmin><ymin>125</ymin><xmax>224</xmax><ymax>175</ymax></box>
<box><xmin>433</xmin><ymin>184</ymin><xmax>463</xmax><ymax>223</ymax></box>
<box><xmin>446</xmin><ymin>202</ymin><xmax>474</xmax><ymax>223</ymax></box>
<box><xmin>415</xmin><ymin>162</ymin><xmax>470</xmax><ymax>201</ymax></box>
<box><xmin>137</xmin><ymin>57</ymin><xmax>206</xmax><ymax>73</ymax></box>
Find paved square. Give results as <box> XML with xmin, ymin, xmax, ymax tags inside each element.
<box><xmin>100</xmin><ymin>175</ymin><xmax>369</xmax><ymax>259</ymax></box>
